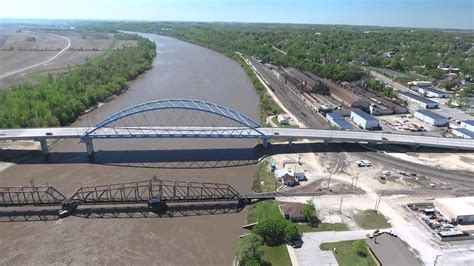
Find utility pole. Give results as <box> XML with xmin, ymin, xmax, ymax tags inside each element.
<box><xmin>339</xmin><ymin>196</ymin><xmax>343</xmax><ymax>214</ymax></box>
<box><xmin>327</xmin><ymin>173</ymin><xmax>332</xmax><ymax>190</ymax></box>
<box><xmin>375</xmin><ymin>194</ymin><xmax>382</xmax><ymax>211</ymax></box>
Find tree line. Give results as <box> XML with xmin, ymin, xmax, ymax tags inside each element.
<box><xmin>81</xmin><ymin>22</ymin><xmax>473</xmax><ymax>82</ymax></box>
<box><xmin>0</xmin><ymin>34</ymin><xmax>156</xmax><ymax>128</ymax></box>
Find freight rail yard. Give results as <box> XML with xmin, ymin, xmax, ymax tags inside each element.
<box><xmin>243</xmin><ymin>54</ymin><xmax>474</xmax><ymax>265</ymax></box>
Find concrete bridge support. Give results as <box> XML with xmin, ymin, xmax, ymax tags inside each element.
<box><xmin>262</xmin><ymin>138</ymin><xmax>269</xmax><ymax>148</ymax></box>
<box><xmin>84</xmin><ymin>139</ymin><xmax>95</xmax><ymax>156</ymax></box>
<box><xmin>39</xmin><ymin>139</ymin><xmax>49</xmax><ymax>155</ymax></box>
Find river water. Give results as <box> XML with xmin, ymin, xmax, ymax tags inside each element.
<box><xmin>0</xmin><ymin>33</ymin><xmax>260</xmax><ymax>265</ymax></box>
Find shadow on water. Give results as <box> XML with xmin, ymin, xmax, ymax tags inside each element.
<box><xmin>0</xmin><ymin>142</ymin><xmax>470</xmax><ymax>169</ymax></box>
<box><xmin>0</xmin><ymin>202</ymin><xmax>244</xmax><ymax>222</ymax></box>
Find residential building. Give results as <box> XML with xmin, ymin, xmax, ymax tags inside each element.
<box><xmin>282</xmin><ymin>174</ymin><xmax>298</xmax><ymax>187</ymax></box>
<box><xmin>417</xmin><ymin>87</ymin><xmax>449</xmax><ymax>98</ymax></box>
<box><xmin>434</xmin><ymin>197</ymin><xmax>474</xmax><ymax>224</ymax></box>
<box><xmin>414</xmin><ymin>110</ymin><xmax>449</xmax><ymax>126</ymax></box>
<box><xmin>281</xmin><ymin>202</ymin><xmax>305</xmax><ymax>222</ymax></box>
<box><xmin>397</xmin><ymin>91</ymin><xmax>438</xmax><ymax>109</ymax></box>
<box><xmin>350</xmin><ymin>110</ymin><xmax>379</xmax><ymax>129</ymax></box>
<box><xmin>326</xmin><ymin>112</ymin><xmax>352</xmax><ymax>130</ymax></box>
<box><xmin>284</xmin><ymin>163</ymin><xmax>306</xmax><ymax>181</ymax></box>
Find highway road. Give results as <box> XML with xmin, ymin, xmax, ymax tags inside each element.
<box><xmin>0</xmin><ymin>33</ymin><xmax>71</xmax><ymax>80</ymax></box>
<box><xmin>1</xmin><ymin>126</ymin><xmax>473</xmax><ymax>150</ymax></box>
<box><xmin>246</xmin><ymin>56</ymin><xmax>330</xmax><ymax>129</ymax></box>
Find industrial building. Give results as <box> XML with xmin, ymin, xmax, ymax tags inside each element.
<box><xmin>417</xmin><ymin>87</ymin><xmax>449</xmax><ymax>98</ymax></box>
<box><xmin>452</xmin><ymin>128</ymin><xmax>474</xmax><ymax>139</ymax></box>
<box><xmin>303</xmin><ymin>93</ymin><xmax>341</xmax><ymax>113</ymax></box>
<box><xmin>323</xmin><ymin>79</ymin><xmax>371</xmax><ymax>109</ymax></box>
<box><xmin>350</xmin><ymin>110</ymin><xmax>379</xmax><ymax>129</ymax></box>
<box><xmin>397</xmin><ymin>91</ymin><xmax>438</xmax><ymax>109</ymax></box>
<box><xmin>414</xmin><ymin>110</ymin><xmax>449</xmax><ymax>126</ymax></box>
<box><xmin>460</xmin><ymin>120</ymin><xmax>474</xmax><ymax>132</ymax></box>
<box><xmin>408</xmin><ymin>81</ymin><xmax>432</xmax><ymax>87</ymax></box>
<box><xmin>434</xmin><ymin>197</ymin><xmax>474</xmax><ymax>224</ymax></box>
<box><xmin>283</xmin><ymin>67</ymin><xmax>329</xmax><ymax>94</ymax></box>
<box><xmin>326</xmin><ymin>112</ymin><xmax>352</xmax><ymax>130</ymax></box>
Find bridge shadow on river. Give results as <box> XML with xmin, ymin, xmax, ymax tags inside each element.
<box><xmin>0</xmin><ymin>142</ymin><xmax>465</xmax><ymax>169</ymax></box>
<box><xmin>0</xmin><ymin>202</ymin><xmax>244</xmax><ymax>222</ymax></box>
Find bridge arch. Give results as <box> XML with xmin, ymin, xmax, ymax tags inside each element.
<box><xmin>82</xmin><ymin>99</ymin><xmax>265</xmax><ymax>139</ymax></box>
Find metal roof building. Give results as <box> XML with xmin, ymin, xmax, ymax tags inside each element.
<box><xmin>414</xmin><ymin>110</ymin><xmax>449</xmax><ymax>126</ymax></box>
<box><xmin>434</xmin><ymin>197</ymin><xmax>474</xmax><ymax>224</ymax></box>
<box><xmin>326</xmin><ymin>112</ymin><xmax>352</xmax><ymax>130</ymax></box>
<box><xmin>417</xmin><ymin>87</ymin><xmax>449</xmax><ymax>98</ymax></box>
<box><xmin>350</xmin><ymin>110</ymin><xmax>379</xmax><ymax>129</ymax></box>
<box><xmin>397</xmin><ymin>91</ymin><xmax>438</xmax><ymax>109</ymax></box>
<box><xmin>453</xmin><ymin>128</ymin><xmax>474</xmax><ymax>139</ymax></box>
<box><xmin>460</xmin><ymin>120</ymin><xmax>474</xmax><ymax>132</ymax></box>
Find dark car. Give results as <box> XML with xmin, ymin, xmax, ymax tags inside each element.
<box><xmin>288</xmin><ymin>237</ymin><xmax>303</xmax><ymax>248</ymax></box>
<box><xmin>45</xmin><ymin>132</ymin><xmax>53</xmax><ymax>136</ymax></box>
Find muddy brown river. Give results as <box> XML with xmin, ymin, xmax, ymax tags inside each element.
<box><xmin>0</xmin><ymin>33</ymin><xmax>260</xmax><ymax>265</ymax></box>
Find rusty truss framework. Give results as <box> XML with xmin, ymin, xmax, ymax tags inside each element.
<box><xmin>69</xmin><ymin>178</ymin><xmax>241</xmax><ymax>205</ymax></box>
<box><xmin>0</xmin><ymin>185</ymin><xmax>67</xmax><ymax>207</ymax></box>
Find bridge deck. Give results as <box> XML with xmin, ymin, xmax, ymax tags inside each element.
<box><xmin>1</xmin><ymin>126</ymin><xmax>473</xmax><ymax>150</ymax></box>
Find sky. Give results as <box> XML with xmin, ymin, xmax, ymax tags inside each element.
<box><xmin>0</xmin><ymin>0</ymin><xmax>473</xmax><ymax>29</ymax></box>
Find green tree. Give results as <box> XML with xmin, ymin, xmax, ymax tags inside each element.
<box><xmin>238</xmin><ymin>233</ymin><xmax>264</xmax><ymax>266</ymax></box>
<box><xmin>302</xmin><ymin>200</ymin><xmax>318</xmax><ymax>226</ymax></box>
<box><xmin>253</xmin><ymin>218</ymin><xmax>288</xmax><ymax>246</ymax></box>
<box><xmin>284</xmin><ymin>222</ymin><xmax>300</xmax><ymax>241</ymax></box>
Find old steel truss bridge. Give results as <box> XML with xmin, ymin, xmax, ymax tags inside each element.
<box><xmin>0</xmin><ymin>177</ymin><xmax>275</xmax><ymax>221</ymax></box>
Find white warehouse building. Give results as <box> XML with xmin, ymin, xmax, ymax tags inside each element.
<box><xmin>326</xmin><ymin>112</ymin><xmax>352</xmax><ymax>130</ymax></box>
<box><xmin>417</xmin><ymin>87</ymin><xmax>449</xmax><ymax>98</ymax></box>
<box><xmin>350</xmin><ymin>110</ymin><xmax>379</xmax><ymax>130</ymax></box>
<box><xmin>460</xmin><ymin>120</ymin><xmax>474</xmax><ymax>132</ymax></box>
<box><xmin>414</xmin><ymin>110</ymin><xmax>449</xmax><ymax>126</ymax></box>
<box><xmin>397</xmin><ymin>91</ymin><xmax>438</xmax><ymax>109</ymax></box>
<box><xmin>452</xmin><ymin>128</ymin><xmax>474</xmax><ymax>139</ymax></box>
<box><xmin>434</xmin><ymin>197</ymin><xmax>474</xmax><ymax>224</ymax></box>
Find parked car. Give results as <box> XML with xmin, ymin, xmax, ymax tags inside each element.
<box><xmin>288</xmin><ymin>237</ymin><xmax>303</xmax><ymax>248</ymax></box>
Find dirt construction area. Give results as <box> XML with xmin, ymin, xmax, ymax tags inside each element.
<box><xmin>0</xmin><ymin>27</ymin><xmax>137</xmax><ymax>88</ymax></box>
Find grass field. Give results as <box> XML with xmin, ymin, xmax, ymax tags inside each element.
<box><xmin>252</xmin><ymin>161</ymin><xmax>279</xmax><ymax>193</ymax></box>
<box><xmin>262</xmin><ymin>245</ymin><xmax>292</xmax><ymax>266</ymax></box>
<box><xmin>354</xmin><ymin>210</ymin><xmax>391</xmax><ymax>229</ymax></box>
<box><xmin>297</xmin><ymin>222</ymin><xmax>349</xmax><ymax>233</ymax></box>
<box><xmin>320</xmin><ymin>240</ymin><xmax>377</xmax><ymax>266</ymax></box>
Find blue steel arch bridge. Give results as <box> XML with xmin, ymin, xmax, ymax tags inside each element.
<box><xmin>1</xmin><ymin>98</ymin><xmax>474</xmax><ymax>155</ymax></box>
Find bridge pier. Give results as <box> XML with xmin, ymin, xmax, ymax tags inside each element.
<box><xmin>262</xmin><ymin>138</ymin><xmax>269</xmax><ymax>148</ymax></box>
<box><xmin>39</xmin><ymin>139</ymin><xmax>49</xmax><ymax>155</ymax></box>
<box><xmin>288</xmin><ymin>138</ymin><xmax>293</xmax><ymax>147</ymax></box>
<box><xmin>84</xmin><ymin>139</ymin><xmax>95</xmax><ymax>156</ymax></box>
